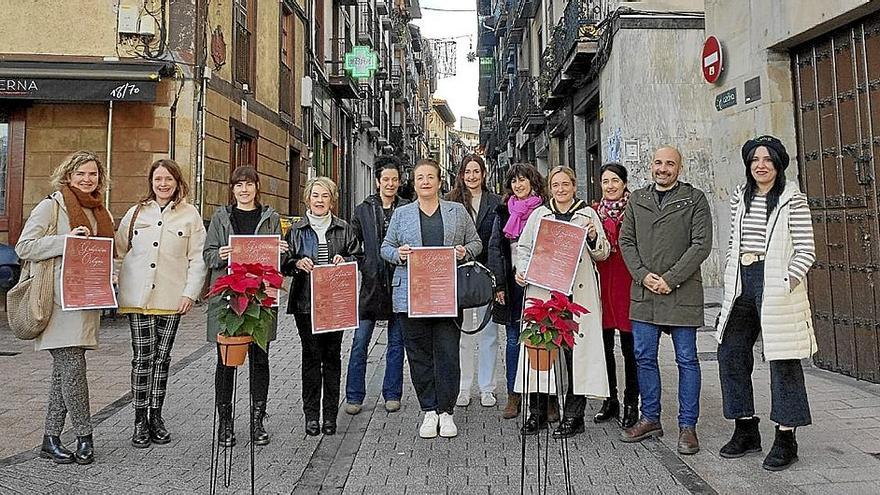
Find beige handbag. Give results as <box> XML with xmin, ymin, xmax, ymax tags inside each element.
<box><xmin>7</xmin><ymin>200</ymin><xmax>59</xmax><ymax>340</ymax></box>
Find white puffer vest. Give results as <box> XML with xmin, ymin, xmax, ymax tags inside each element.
<box><xmin>715</xmin><ymin>181</ymin><xmax>818</xmax><ymax>361</ymax></box>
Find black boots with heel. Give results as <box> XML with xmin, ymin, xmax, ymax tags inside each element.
<box><xmin>40</xmin><ymin>435</ymin><xmax>74</xmax><ymax>464</ymax></box>
<box><xmin>74</xmin><ymin>434</ymin><xmax>94</xmax><ymax>465</ymax></box>
<box><xmin>593</xmin><ymin>398</ymin><xmax>620</xmax><ymax>423</ymax></box>
<box><xmin>720</xmin><ymin>417</ymin><xmax>762</xmax><ymax>458</ymax></box>
<box><xmin>131</xmin><ymin>408</ymin><xmax>150</xmax><ymax>448</ymax></box>
<box><xmin>763</xmin><ymin>426</ymin><xmax>798</xmax><ymax>471</ymax></box>
<box><xmin>252</xmin><ymin>401</ymin><xmax>270</xmax><ymax>445</ymax></box>
<box><xmin>149</xmin><ymin>407</ymin><xmax>171</xmax><ymax>444</ymax></box>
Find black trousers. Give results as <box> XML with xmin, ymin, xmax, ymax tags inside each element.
<box><xmin>294</xmin><ymin>313</ymin><xmax>343</xmax><ymax>422</ymax></box>
<box><xmin>603</xmin><ymin>329</ymin><xmax>639</xmax><ymax>406</ymax></box>
<box><xmin>718</xmin><ymin>262</ymin><xmax>812</xmax><ymax>427</ymax></box>
<box><xmin>215</xmin><ymin>342</ymin><xmax>270</xmax><ymax>404</ymax></box>
<box><xmin>399</xmin><ymin>314</ymin><xmax>461</xmax><ymax>414</ymax></box>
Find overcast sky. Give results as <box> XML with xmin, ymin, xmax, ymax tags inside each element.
<box><xmin>414</xmin><ymin>1</ymin><xmax>480</xmax><ymax>127</ymax></box>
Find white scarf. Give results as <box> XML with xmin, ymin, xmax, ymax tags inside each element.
<box><xmin>306</xmin><ymin>211</ymin><xmax>332</xmax><ymax>243</ymax></box>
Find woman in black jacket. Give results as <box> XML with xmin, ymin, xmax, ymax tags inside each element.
<box><xmin>487</xmin><ymin>163</ymin><xmax>546</xmax><ymax>419</ymax></box>
<box><xmin>282</xmin><ymin>177</ymin><xmax>360</xmax><ymax>436</ymax></box>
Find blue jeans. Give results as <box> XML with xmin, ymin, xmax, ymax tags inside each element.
<box><xmin>505</xmin><ymin>282</ymin><xmax>525</xmax><ymax>393</ymax></box>
<box><xmin>631</xmin><ymin>321</ymin><xmax>701</xmax><ymax>428</ymax></box>
<box><xmin>345</xmin><ymin>315</ymin><xmax>404</xmax><ymax>404</ymax></box>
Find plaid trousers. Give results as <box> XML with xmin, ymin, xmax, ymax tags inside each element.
<box><xmin>128</xmin><ymin>313</ymin><xmax>182</xmax><ymax>409</ymax></box>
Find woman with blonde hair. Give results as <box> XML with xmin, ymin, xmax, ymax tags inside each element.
<box><xmin>16</xmin><ymin>150</ymin><xmax>114</xmax><ymax>465</ymax></box>
<box><xmin>116</xmin><ymin>159</ymin><xmax>207</xmax><ymax>448</ymax></box>
<box><xmin>282</xmin><ymin>176</ymin><xmax>360</xmax><ymax>436</ymax></box>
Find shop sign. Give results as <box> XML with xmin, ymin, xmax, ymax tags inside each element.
<box><xmin>0</xmin><ymin>78</ymin><xmax>158</xmax><ymax>101</ymax></box>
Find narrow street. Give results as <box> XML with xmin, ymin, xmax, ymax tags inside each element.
<box><xmin>1</xmin><ymin>290</ymin><xmax>878</xmax><ymax>494</ymax></box>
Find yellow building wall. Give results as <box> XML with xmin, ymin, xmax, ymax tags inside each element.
<box><xmin>0</xmin><ymin>0</ymin><xmax>120</xmax><ymax>56</ymax></box>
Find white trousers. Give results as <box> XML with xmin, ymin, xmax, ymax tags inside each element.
<box><xmin>459</xmin><ymin>304</ymin><xmax>498</xmax><ymax>394</ymax></box>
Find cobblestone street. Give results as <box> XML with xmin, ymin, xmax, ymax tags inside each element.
<box><xmin>1</xmin><ymin>291</ymin><xmax>879</xmax><ymax>494</ymax></box>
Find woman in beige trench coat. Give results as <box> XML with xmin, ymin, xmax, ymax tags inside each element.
<box><xmin>514</xmin><ymin>166</ymin><xmax>610</xmax><ymax>439</ymax></box>
<box><xmin>16</xmin><ymin>151</ymin><xmax>114</xmax><ymax>466</ymax></box>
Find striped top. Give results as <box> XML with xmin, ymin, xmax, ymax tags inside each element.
<box><xmin>730</xmin><ymin>191</ymin><xmax>816</xmax><ymax>283</ymax></box>
<box><xmin>316</xmin><ymin>243</ymin><xmax>330</xmax><ymax>265</ymax></box>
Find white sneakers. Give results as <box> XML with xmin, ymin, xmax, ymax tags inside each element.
<box><xmin>480</xmin><ymin>392</ymin><xmax>497</xmax><ymax>407</ymax></box>
<box><xmin>439</xmin><ymin>413</ymin><xmax>457</xmax><ymax>438</ymax></box>
<box><xmin>456</xmin><ymin>391</ymin><xmax>471</xmax><ymax>407</ymax></box>
<box><xmin>419</xmin><ymin>411</ymin><xmax>458</xmax><ymax>438</ymax></box>
<box><xmin>419</xmin><ymin>411</ymin><xmax>439</xmax><ymax>438</ymax></box>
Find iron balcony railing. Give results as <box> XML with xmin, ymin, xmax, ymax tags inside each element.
<box><xmin>357</xmin><ymin>0</ymin><xmax>375</xmax><ymax>46</ymax></box>
<box><xmin>234</xmin><ymin>23</ymin><xmax>251</xmax><ymax>85</ymax></box>
<box><xmin>327</xmin><ymin>37</ymin><xmax>353</xmax><ymax>79</ymax></box>
<box><xmin>556</xmin><ymin>0</ymin><xmax>608</xmax><ymax>69</ymax></box>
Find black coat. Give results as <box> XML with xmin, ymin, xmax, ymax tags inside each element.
<box><xmin>282</xmin><ymin>215</ymin><xmax>361</xmax><ymax>315</ymax></box>
<box><xmin>487</xmin><ymin>203</ymin><xmax>513</xmax><ymax>324</ymax></box>
<box><xmin>351</xmin><ymin>194</ymin><xmax>409</xmax><ymax>320</ymax></box>
<box><xmin>472</xmin><ymin>192</ymin><xmax>502</xmax><ymax>264</ymax></box>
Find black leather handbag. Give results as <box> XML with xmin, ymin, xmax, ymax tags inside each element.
<box><xmin>456</xmin><ymin>261</ymin><xmax>496</xmax><ymax>335</ymax></box>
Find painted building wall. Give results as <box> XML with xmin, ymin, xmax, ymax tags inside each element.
<box><xmin>599</xmin><ymin>27</ymin><xmax>722</xmax><ymax>284</ymax></box>
<box><xmin>0</xmin><ymin>0</ymin><xmax>120</xmax><ymax>56</ymax></box>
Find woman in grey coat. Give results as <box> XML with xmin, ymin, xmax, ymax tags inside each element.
<box><xmin>203</xmin><ymin>166</ymin><xmax>287</xmax><ymax>447</ymax></box>
<box><xmin>381</xmin><ymin>159</ymin><xmax>482</xmax><ymax>440</ymax></box>
<box><xmin>16</xmin><ymin>151</ymin><xmax>114</xmax><ymax>465</ymax></box>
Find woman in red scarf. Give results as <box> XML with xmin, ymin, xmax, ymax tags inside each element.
<box><xmin>16</xmin><ymin>151</ymin><xmax>114</xmax><ymax>465</ymax></box>
<box><xmin>593</xmin><ymin>163</ymin><xmax>639</xmax><ymax>428</ymax></box>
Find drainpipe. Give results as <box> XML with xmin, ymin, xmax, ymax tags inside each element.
<box><xmin>105</xmin><ymin>100</ymin><xmax>114</xmax><ymax>208</ymax></box>
<box><xmin>194</xmin><ymin>68</ymin><xmax>209</xmax><ymax>214</ymax></box>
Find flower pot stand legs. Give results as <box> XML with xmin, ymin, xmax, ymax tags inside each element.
<box><xmin>519</xmin><ymin>348</ymin><xmax>574</xmax><ymax>495</ymax></box>
<box><xmin>210</xmin><ymin>349</ymin><xmax>256</xmax><ymax>495</ymax></box>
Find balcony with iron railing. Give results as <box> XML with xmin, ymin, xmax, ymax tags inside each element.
<box><xmin>550</xmin><ymin>0</ymin><xmax>607</xmax><ymax>86</ymax></box>
<box><xmin>516</xmin><ymin>75</ymin><xmax>544</xmax><ymax>135</ymax></box>
<box><xmin>504</xmin><ymin>73</ymin><xmax>522</xmax><ymax>129</ymax></box>
<box><xmin>327</xmin><ymin>37</ymin><xmax>360</xmax><ymax>99</ymax></box>
<box><xmin>234</xmin><ymin>22</ymin><xmax>251</xmax><ymax>86</ymax></box>
<box><xmin>357</xmin><ymin>0</ymin><xmax>375</xmax><ymax>46</ymax></box>
<box><xmin>358</xmin><ymin>84</ymin><xmax>375</xmax><ymax>128</ymax></box>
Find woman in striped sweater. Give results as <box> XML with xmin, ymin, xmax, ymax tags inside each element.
<box><xmin>715</xmin><ymin>136</ymin><xmax>817</xmax><ymax>472</ymax></box>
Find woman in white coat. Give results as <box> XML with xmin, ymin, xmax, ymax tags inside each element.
<box><xmin>716</xmin><ymin>136</ymin><xmax>817</xmax><ymax>472</ymax></box>
<box><xmin>515</xmin><ymin>166</ymin><xmax>610</xmax><ymax>438</ymax></box>
<box><xmin>16</xmin><ymin>151</ymin><xmax>114</xmax><ymax>465</ymax></box>
<box><xmin>116</xmin><ymin>159</ymin><xmax>207</xmax><ymax>448</ymax></box>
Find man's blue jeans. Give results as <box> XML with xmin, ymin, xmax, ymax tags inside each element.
<box><xmin>345</xmin><ymin>315</ymin><xmax>404</xmax><ymax>404</ymax></box>
<box><xmin>631</xmin><ymin>321</ymin><xmax>701</xmax><ymax>428</ymax></box>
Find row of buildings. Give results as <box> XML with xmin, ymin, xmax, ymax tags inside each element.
<box><xmin>477</xmin><ymin>0</ymin><xmax>880</xmax><ymax>383</ymax></box>
<box><xmin>0</xmin><ymin>0</ymin><xmax>453</xmax><ymax>235</ymax></box>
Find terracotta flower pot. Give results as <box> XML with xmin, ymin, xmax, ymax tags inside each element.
<box><xmin>217</xmin><ymin>334</ymin><xmax>253</xmax><ymax>367</ymax></box>
<box><xmin>525</xmin><ymin>344</ymin><xmax>558</xmax><ymax>371</ymax></box>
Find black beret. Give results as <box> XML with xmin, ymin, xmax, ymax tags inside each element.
<box><xmin>741</xmin><ymin>135</ymin><xmax>789</xmax><ymax>171</ymax></box>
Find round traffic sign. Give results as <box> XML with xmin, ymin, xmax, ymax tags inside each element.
<box><xmin>702</xmin><ymin>36</ymin><xmax>722</xmax><ymax>84</ymax></box>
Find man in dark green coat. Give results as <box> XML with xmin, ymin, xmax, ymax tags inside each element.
<box><xmin>618</xmin><ymin>146</ymin><xmax>712</xmax><ymax>456</ymax></box>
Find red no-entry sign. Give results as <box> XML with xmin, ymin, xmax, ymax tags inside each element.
<box><xmin>702</xmin><ymin>36</ymin><xmax>722</xmax><ymax>84</ymax></box>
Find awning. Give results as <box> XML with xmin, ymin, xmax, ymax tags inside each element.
<box><xmin>0</xmin><ymin>59</ymin><xmax>173</xmax><ymax>102</ymax></box>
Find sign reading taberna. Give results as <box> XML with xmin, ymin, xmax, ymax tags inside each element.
<box><xmin>0</xmin><ymin>78</ymin><xmax>158</xmax><ymax>102</ymax></box>
<box><xmin>344</xmin><ymin>46</ymin><xmax>379</xmax><ymax>81</ymax></box>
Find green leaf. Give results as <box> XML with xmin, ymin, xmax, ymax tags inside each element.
<box><xmin>225</xmin><ymin>313</ymin><xmax>245</xmax><ymax>334</ymax></box>
<box><xmin>245</xmin><ymin>302</ymin><xmax>261</xmax><ymax>319</ymax></box>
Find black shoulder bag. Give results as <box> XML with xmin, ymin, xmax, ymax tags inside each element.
<box><xmin>455</xmin><ymin>261</ymin><xmax>496</xmax><ymax>335</ymax></box>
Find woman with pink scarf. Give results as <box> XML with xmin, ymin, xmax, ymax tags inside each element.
<box><xmin>593</xmin><ymin>163</ymin><xmax>639</xmax><ymax>428</ymax></box>
<box><xmin>486</xmin><ymin>163</ymin><xmax>546</xmax><ymax>419</ymax></box>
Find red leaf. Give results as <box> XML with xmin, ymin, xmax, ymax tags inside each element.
<box><xmin>263</xmin><ymin>271</ymin><xmax>283</xmax><ymax>289</ymax></box>
<box><xmin>260</xmin><ymin>295</ymin><xmax>276</xmax><ymax>308</ymax></box>
<box><xmin>230</xmin><ymin>294</ymin><xmax>249</xmax><ymax>316</ymax></box>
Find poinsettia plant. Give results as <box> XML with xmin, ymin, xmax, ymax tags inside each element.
<box><xmin>206</xmin><ymin>262</ymin><xmax>284</xmax><ymax>351</ymax></box>
<box><xmin>520</xmin><ymin>290</ymin><xmax>589</xmax><ymax>351</ymax></box>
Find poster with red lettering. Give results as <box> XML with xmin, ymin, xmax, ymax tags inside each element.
<box><xmin>229</xmin><ymin>235</ymin><xmax>281</xmax><ymax>307</ymax></box>
<box><xmin>407</xmin><ymin>247</ymin><xmax>458</xmax><ymax>318</ymax></box>
<box><xmin>61</xmin><ymin>236</ymin><xmax>118</xmax><ymax>311</ymax></box>
<box><xmin>310</xmin><ymin>262</ymin><xmax>359</xmax><ymax>333</ymax></box>
<box><xmin>524</xmin><ymin>217</ymin><xmax>587</xmax><ymax>295</ymax></box>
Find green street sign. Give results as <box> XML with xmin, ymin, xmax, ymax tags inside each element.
<box><xmin>344</xmin><ymin>45</ymin><xmax>379</xmax><ymax>81</ymax></box>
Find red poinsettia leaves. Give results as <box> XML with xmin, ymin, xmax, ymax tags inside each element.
<box><xmin>263</xmin><ymin>270</ymin><xmax>283</xmax><ymax>289</ymax></box>
<box><xmin>260</xmin><ymin>295</ymin><xmax>276</xmax><ymax>308</ymax></box>
<box><xmin>229</xmin><ymin>294</ymin><xmax>249</xmax><ymax>316</ymax></box>
<box><xmin>519</xmin><ymin>290</ymin><xmax>592</xmax><ymax>351</ymax></box>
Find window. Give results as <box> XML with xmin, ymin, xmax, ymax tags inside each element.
<box><xmin>280</xmin><ymin>5</ymin><xmax>296</xmax><ymax>116</ymax></box>
<box><xmin>234</xmin><ymin>0</ymin><xmax>257</xmax><ymax>89</ymax></box>
<box><xmin>229</xmin><ymin>119</ymin><xmax>259</xmax><ymax>175</ymax></box>
<box><xmin>0</xmin><ymin>106</ymin><xmax>24</xmax><ymax>241</ymax></box>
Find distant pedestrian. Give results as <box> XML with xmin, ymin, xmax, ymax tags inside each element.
<box><xmin>487</xmin><ymin>162</ymin><xmax>546</xmax><ymax>419</ymax></box>
<box><xmin>446</xmin><ymin>154</ymin><xmax>502</xmax><ymax>409</ymax></box>
<box><xmin>283</xmin><ymin>177</ymin><xmax>360</xmax><ymax>437</ymax></box>
<box><xmin>344</xmin><ymin>156</ymin><xmax>410</xmax><ymax>416</ymax></box>
<box><xmin>117</xmin><ymin>159</ymin><xmax>207</xmax><ymax>448</ymax></box>
<box><xmin>515</xmin><ymin>166</ymin><xmax>611</xmax><ymax>439</ymax></box>
<box><xmin>381</xmin><ymin>159</ymin><xmax>481</xmax><ymax>439</ymax></box>
<box><xmin>16</xmin><ymin>151</ymin><xmax>114</xmax><ymax>465</ymax></box>
<box><xmin>618</xmin><ymin>146</ymin><xmax>712</xmax><ymax>455</ymax></box>
<box><xmin>716</xmin><ymin>136</ymin><xmax>816</xmax><ymax>471</ymax></box>
<box><xmin>593</xmin><ymin>163</ymin><xmax>639</xmax><ymax>429</ymax></box>
<box><xmin>204</xmin><ymin>166</ymin><xmax>287</xmax><ymax>447</ymax></box>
